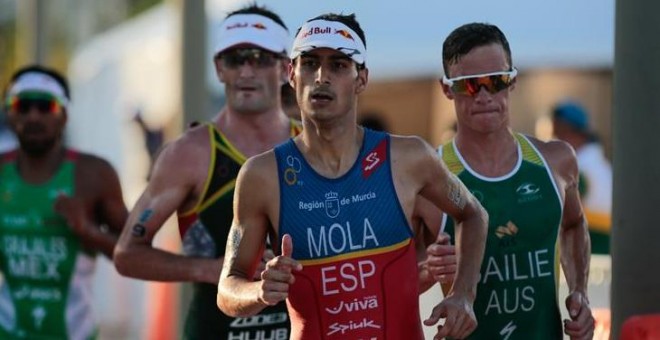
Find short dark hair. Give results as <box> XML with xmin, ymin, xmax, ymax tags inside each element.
<box><xmin>442</xmin><ymin>23</ymin><xmax>512</xmax><ymax>77</ymax></box>
<box><xmin>7</xmin><ymin>65</ymin><xmax>70</xmax><ymax>100</ymax></box>
<box><xmin>226</xmin><ymin>3</ymin><xmax>287</xmax><ymax>31</ymax></box>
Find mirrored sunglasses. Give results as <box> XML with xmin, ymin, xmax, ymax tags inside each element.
<box><xmin>219</xmin><ymin>48</ymin><xmax>280</xmax><ymax>69</ymax></box>
<box><xmin>5</xmin><ymin>93</ymin><xmax>63</xmax><ymax>116</ymax></box>
<box><xmin>442</xmin><ymin>69</ymin><xmax>517</xmax><ymax>96</ymax></box>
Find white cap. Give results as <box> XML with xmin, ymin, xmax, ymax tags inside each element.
<box><xmin>214</xmin><ymin>13</ymin><xmax>289</xmax><ymax>56</ymax></box>
<box><xmin>8</xmin><ymin>72</ymin><xmax>69</xmax><ymax>106</ymax></box>
<box><xmin>290</xmin><ymin>19</ymin><xmax>367</xmax><ymax>65</ymax></box>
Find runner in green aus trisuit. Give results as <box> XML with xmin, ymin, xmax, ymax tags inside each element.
<box><xmin>427</xmin><ymin>23</ymin><xmax>595</xmax><ymax>340</ymax></box>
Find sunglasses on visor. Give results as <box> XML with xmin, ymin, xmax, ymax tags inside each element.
<box><xmin>219</xmin><ymin>48</ymin><xmax>280</xmax><ymax>69</ymax></box>
<box><xmin>442</xmin><ymin>69</ymin><xmax>517</xmax><ymax>96</ymax></box>
<box><xmin>5</xmin><ymin>93</ymin><xmax>63</xmax><ymax>116</ymax></box>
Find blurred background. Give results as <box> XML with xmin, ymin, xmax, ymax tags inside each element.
<box><xmin>0</xmin><ymin>0</ymin><xmax>614</xmax><ymax>339</ymax></box>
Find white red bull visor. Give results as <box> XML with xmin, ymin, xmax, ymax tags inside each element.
<box><xmin>7</xmin><ymin>72</ymin><xmax>69</xmax><ymax>106</ymax></box>
<box><xmin>290</xmin><ymin>19</ymin><xmax>367</xmax><ymax>65</ymax></box>
<box><xmin>214</xmin><ymin>14</ymin><xmax>290</xmax><ymax>56</ymax></box>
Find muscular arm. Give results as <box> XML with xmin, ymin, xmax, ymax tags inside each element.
<box><xmin>218</xmin><ymin>154</ymin><xmax>299</xmax><ymax>317</ymax></box>
<box><xmin>561</xmin><ymin>189</ymin><xmax>590</xmax><ymax>295</ymax></box>
<box><xmin>392</xmin><ymin>137</ymin><xmax>486</xmax><ymax>339</ymax></box>
<box><xmin>541</xmin><ymin>139</ymin><xmax>594</xmax><ymax>339</ymax></box>
<box><xmin>413</xmin><ymin>196</ymin><xmax>446</xmax><ymax>293</ymax></box>
<box><xmin>553</xmin><ymin>143</ymin><xmax>591</xmax><ymax>295</ymax></box>
<box><xmin>113</xmin><ymin>134</ymin><xmax>221</xmax><ymax>284</ymax></box>
<box><xmin>416</xmin><ymin>142</ymin><xmax>487</xmax><ymax>302</ymax></box>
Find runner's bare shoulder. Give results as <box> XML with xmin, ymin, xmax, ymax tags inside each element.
<box><xmin>148</xmin><ymin>123</ymin><xmax>213</xmax><ymax>182</ymax></box>
<box><xmin>389</xmin><ymin>134</ymin><xmax>440</xmax><ymax>170</ymax></box>
<box><xmin>238</xmin><ymin>150</ymin><xmax>278</xmax><ymax>188</ymax></box>
<box><xmin>527</xmin><ymin>135</ymin><xmax>578</xmax><ymax>179</ymax></box>
<box><xmin>234</xmin><ymin>150</ymin><xmax>280</xmax><ymax>215</ymax></box>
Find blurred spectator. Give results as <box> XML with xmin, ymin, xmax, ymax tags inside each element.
<box><xmin>553</xmin><ymin>100</ymin><xmax>612</xmax><ymax>254</ymax></box>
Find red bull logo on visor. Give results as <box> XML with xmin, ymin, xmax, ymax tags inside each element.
<box><xmin>226</xmin><ymin>22</ymin><xmax>248</xmax><ymax>30</ymax></box>
<box><xmin>290</xmin><ymin>19</ymin><xmax>366</xmax><ymax>64</ymax></box>
<box><xmin>334</xmin><ymin>29</ymin><xmax>355</xmax><ymax>41</ymax></box>
<box><xmin>301</xmin><ymin>26</ymin><xmax>332</xmax><ymax>39</ymax></box>
<box><xmin>226</xmin><ymin>22</ymin><xmax>268</xmax><ymax>31</ymax></box>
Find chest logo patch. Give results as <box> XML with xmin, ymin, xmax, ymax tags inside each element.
<box><xmin>362</xmin><ymin>139</ymin><xmax>387</xmax><ymax>179</ymax></box>
<box><xmin>325</xmin><ymin>192</ymin><xmax>340</xmax><ymax>218</ymax></box>
<box><xmin>516</xmin><ymin>182</ymin><xmax>542</xmax><ymax>203</ymax></box>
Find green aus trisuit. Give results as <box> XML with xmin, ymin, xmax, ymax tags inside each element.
<box><xmin>0</xmin><ymin>150</ymin><xmax>97</xmax><ymax>340</ymax></box>
<box><xmin>440</xmin><ymin>134</ymin><xmax>563</xmax><ymax>340</ymax></box>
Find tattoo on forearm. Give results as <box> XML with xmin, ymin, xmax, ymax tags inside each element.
<box><xmin>448</xmin><ymin>183</ymin><xmax>467</xmax><ymax>210</ymax></box>
<box><xmin>138</xmin><ymin>209</ymin><xmax>153</xmax><ymax>223</ymax></box>
<box><xmin>227</xmin><ymin>227</ymin><xmax>244</xmax><ymax>264</ymax></box>
<box><xmin>131</xmin><ymin>224</ymin><xmax>146</xmax><ymax>237</ymax></box>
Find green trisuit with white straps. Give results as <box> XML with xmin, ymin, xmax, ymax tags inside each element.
<box><xmin>440</xmin><ymin>134</ymin><xmax>563</xmax><ymax>340</ymax></box>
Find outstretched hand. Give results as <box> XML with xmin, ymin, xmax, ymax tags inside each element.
<box><xmin>424</xmin><ymin>293</ymin><xmax>477</xmax><ymax>340</ymax></box>
<box><xmin>425</xmin><ymin>232</ymin><xmax>457</xmax><ymax>284</ymax></box>
<box><xmin>258</xmin><ymin>234</ymin><xmax>302</xmax><ymax>306</ymax></box>
<box><xmin>564</xmin><ymin>291</ymin><xmax>594</xmax><ymax>340</ymax></box>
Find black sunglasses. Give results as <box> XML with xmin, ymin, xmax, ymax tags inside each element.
<box><xmin>219</xmin><ymin>48</ymin><xmax>281</xmax><ymax>69</ymax></box>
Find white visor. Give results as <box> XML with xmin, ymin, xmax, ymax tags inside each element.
<box><xmin>290</xmin><ymin>19</ymin><xmax>367</xmax><ymax>65</ymax></box>
<box><xmin>214</xmin><ymin>14</ymin><xmax>289</xmax><ymax>56</ymax></box>
<box><xmin>8</xmin><ymin>72</ymin><xmax>69</xmax><ymax>106</ymax></box>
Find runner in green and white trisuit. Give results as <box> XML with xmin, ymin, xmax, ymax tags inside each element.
<box><xmin>0</xmin><ymin>65</ymin><xmax>127</xmax><ymax>339</ymax></box>
<box><xmin>440</xmin><ymin>134</ymin><xmax>565</xmax><ymax>339</ymax></box>
<box><xmin>426</xmin><ymin>23</ymin><xmax>595</xmax><ymax>340</ymax></box>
